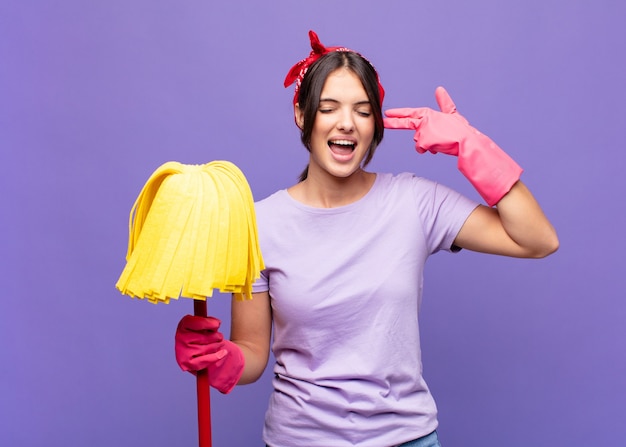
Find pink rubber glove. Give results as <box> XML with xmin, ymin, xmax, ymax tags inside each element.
<box><xmin>384</xmin><ymin>86</ymin><xmax>523</xmax><ymax>206</ymax></box>
<box><xmin>174</xmin><ymin>315</ymin><xmax>244</xmax><ymax>394</ymax></box>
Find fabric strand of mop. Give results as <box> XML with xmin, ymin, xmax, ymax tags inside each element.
<box><xmin>115</xmin><ymin>160</ymin><xmax>264</xmax><ymax>303</ymax></box>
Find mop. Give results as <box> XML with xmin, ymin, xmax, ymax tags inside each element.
<box><xmin>115</xmin><ymin>160</ymin><xmax>264</xmax><ymax>447</ymax></box>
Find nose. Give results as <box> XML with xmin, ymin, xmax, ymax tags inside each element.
<box><xmin>336</xmin><ymin>109</ymin><xmax>355</xmax><ymax>132</ymax></box>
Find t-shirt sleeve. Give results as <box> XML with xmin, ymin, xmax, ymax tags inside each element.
<box><xmin>409</xmin><ymin>174</ymin><xmax>479</xmax><ymax>254</ymax></box>
<box><xmin>250</xmin><ymin>196</ymin><xmax>273</xmax><ymax>294</ymax></box>
<box><xmin>252</xmin><ymin>269</ymin><xmax>269</xmax><ymax>293</ymax></box>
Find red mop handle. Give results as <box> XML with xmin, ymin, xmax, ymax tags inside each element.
<box><xmin>194</xmin><ymin>299</ymin><xmax>212</xmax><ymax>447</ymax></box>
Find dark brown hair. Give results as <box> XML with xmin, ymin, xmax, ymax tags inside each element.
<box><xmin>296</xmin><ymin>51</ymin><xmax>384</xmax><ymax>181</ymax></box>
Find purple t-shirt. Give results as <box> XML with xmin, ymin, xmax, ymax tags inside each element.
<box><xmin>252</xmin><ymin>172</ymin><xmax>478</xmax><ymax>447</ymax></box>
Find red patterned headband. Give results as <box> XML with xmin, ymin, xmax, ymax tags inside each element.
<box><xmin>284</xmin><ymin>30</ymin><xmax>385</xmax><ymax>106</ymax></box>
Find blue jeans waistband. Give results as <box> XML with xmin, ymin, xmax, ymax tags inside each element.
<box><xmin>397</xmin><ymin>430</ymin><xmax>441</xmax><ymax>447</ymax></box>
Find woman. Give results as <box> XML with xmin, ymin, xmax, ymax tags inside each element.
<box><xmin>175</xmin><ymin>31</ymin><xmax>559</xmax><ymax>447</ymax></box>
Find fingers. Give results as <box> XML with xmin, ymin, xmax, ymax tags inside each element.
<box><xmin>175</xmin><ymin>330</ymin><xmax>227</xmax><ymax>371</ymax></box>
<box><xmin>175</xmin><ymin>314</ymin><xmax>230</xmax><ymax>373</ymax></box>
<box><xmin>384</xmin><ymin>108</ymin><xmax>429</xmax><ymax>130</ymax></box>
<box><xmin>176</xmin><ymin>314</ymin><xmax>225</xmax><ymax>358</ymax></box>
<box><xmin>176</xmin><ymin>329</ymin><xmax>224</xmax><ymax>346</ymax></box>
<box><xmin>176</xmin><ymin>314</ymin><xmax>224</xmax><ymax>347</ymax></box>
<box><xmin>186</xmin><ymin>349</ymin><xmax>229</xmax><ymax>371</ymax></box>
<box><xmin>384</xmin><ymin>117</ymin><xmax>417</xmax><ymax>130</ymax></box>
<box><xmin>434</xmin><ymin>86</ymin><xmax>456</xmax><ymax>114</ymax></box>
<box><xmin>384</xmin><ymin>107</ymin><xmax>429</xmax><ymax>119</ymax></box>
<box><xmin>180</xmin><ymin>349</ymin><xmax>229</xmax><ymax>372</ymax></box>
<box><xmin>177</xmin><ymin>314</ymin><xmax>221</xmax><ymax>332</ymax></box>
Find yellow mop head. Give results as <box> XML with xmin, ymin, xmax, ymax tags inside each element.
<box><xmin>115</xmin><ymin>161</ymin><xmax>264</xmax><ymax>304</ymax></box>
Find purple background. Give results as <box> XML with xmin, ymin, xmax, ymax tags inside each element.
<box><xmin>2</xmin><ymin>1</ymin><xmax>625</xmax><ymax>446</ymax></box>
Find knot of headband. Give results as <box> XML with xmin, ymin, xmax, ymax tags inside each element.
<box><xmin>284</xmin><ymin>30</ymin><xmax>385</xmax><ymax>105</ymax></box>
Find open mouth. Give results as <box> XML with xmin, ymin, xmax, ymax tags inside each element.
<box><xmin>328</xmin><ymin>139</ymin><xmax>356</xmax><ymax>155</ymax></box>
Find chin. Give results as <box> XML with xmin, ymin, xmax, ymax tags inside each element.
<box><xmin>328</xmin><ymin>165</ymin><xmax>363</xmax><ymax>179</ymax></box>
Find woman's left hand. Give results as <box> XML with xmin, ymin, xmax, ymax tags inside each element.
<box><xmin>383</xmin><ymin>86</ymin><xmax>523</xmax><ymax>207</ymax></box>
<box><xmin>383</xmin><ymin>86</ymin><xmax>471</xmax><ymax>156</ymax></box>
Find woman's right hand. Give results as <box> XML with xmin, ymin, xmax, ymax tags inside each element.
<box><xmin>174</xmin><ymin>314</ymin><xmax>245</xmax><ymax>394</ymax></box>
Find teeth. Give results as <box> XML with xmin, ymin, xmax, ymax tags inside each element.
<box><xmin>330</xmin><ymin>139</ymin><xmax>355</xmax><ymax>147</ymax></box>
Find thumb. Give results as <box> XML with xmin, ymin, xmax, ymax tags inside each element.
<box><xmin>435</xmin><ymin>86</ymin><xmax>470</xmax><ymax>124</ymax></box>
<box><xmin>434</xmin><ymin>86</ymin><xmax>456</xmax><ymax>114</ymax></box>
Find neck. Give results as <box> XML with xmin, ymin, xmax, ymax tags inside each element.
<box><xmin>288</xmin><ymin>168</ymin><xmax>376</xmax><ymax>208</ymax></box>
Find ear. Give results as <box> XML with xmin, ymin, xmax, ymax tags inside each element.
<box><xmin>294</xmin><ymin>103</ymin><xmax>304</xmax><ymax>130</ymax></box>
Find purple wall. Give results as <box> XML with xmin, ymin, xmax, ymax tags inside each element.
<box><xmin>2</xmin><ymin>1</ymin><xmax>625</xmax><ymax>446</ymax></box>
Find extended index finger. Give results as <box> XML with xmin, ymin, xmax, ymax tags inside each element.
<box><xmin>384</xmin><ymin>107</ymin><xmax>429</xmax><ymax>119</ymax></box>
<box><xmin>383</xmin><ymin>107</ymin><xmax>430</xmax><ymax>130</ymax></box>
<box><xmin>383</xmin><ymin>116</ymin><xmax>421</xmax><ymax>130</ymax></box>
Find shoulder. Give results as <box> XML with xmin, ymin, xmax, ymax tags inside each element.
<box><xmin>255</xmin><ymin>189</ymin><xmax>283</xmax><ymax>205</ymax></box>
<box><xmin>376</xmin><ymin>171</ymin><xmax>478</xmax><ymax>219</ymax></box>
<box><xmin>254</xmin><ymin>189</ymin><xmax>288</xmax><ymax>214</ymax></box>
<box><xmin>253</xmin><ymin>189</ymin><xmax>303</xmax><ymax>232</ymax></box>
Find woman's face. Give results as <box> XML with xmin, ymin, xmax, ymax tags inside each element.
<box><xmin>296</xmin><ymin>68</ymin><xmax>375</xmax><ymax>180</ymax></box>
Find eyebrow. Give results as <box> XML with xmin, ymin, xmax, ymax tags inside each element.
<box><xmin>319</xmin><ymin>98</ymin><xmax>371</xmax><ymax>106</ymax></box>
